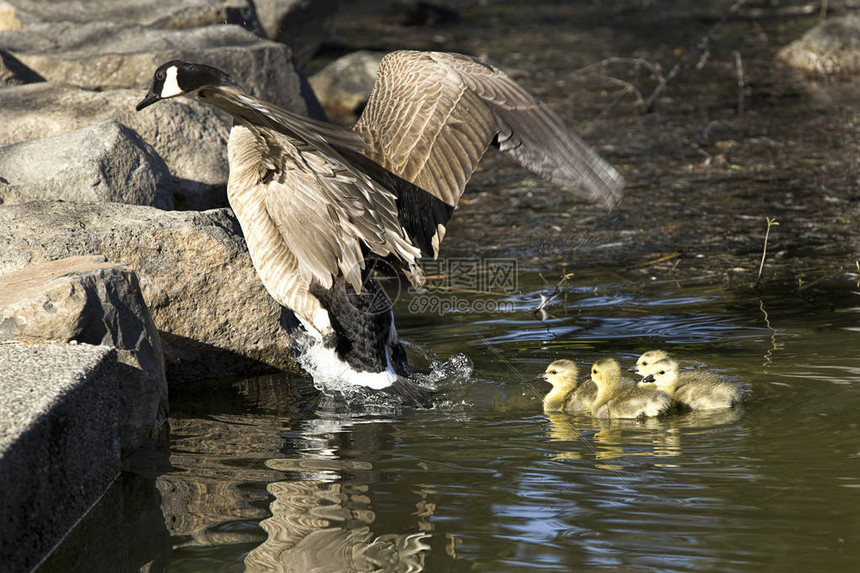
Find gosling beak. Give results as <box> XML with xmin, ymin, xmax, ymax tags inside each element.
<box><xmin>136</xmin><ymin>91</ymin><xmax>161</xmax><ymax>112</ymax></box>
<box><xmin>641</xmin><ymin>374</ymin><xmax>655</xmax><ymax>383</ymax></box>
<box><xmin>627</xmin><ymin>365</ymin><xmax>639</xmax><ymax>373</ymax></box>
<box><xmin>539</xmin><ymin>372</ymin><xmax>548</xmax><ymax>381</ymax></box>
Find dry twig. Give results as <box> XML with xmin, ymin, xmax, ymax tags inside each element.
<box><xmin>755</xmin><ymin>217</ymin><xmax>779</xmax><ymax>288</ymax></box>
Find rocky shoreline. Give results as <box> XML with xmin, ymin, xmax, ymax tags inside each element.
<box><xmin>0</xmin><ymin>1</ymin><xmax>338</xmax><ymax>570</ymax></box>
<box><xmin>2</xmin><ymin>1</ymin><xmax>859</xmax><ymax>570</ymax></box>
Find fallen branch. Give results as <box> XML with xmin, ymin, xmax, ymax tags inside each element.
<box><xmin>579</xmin><ymin>0</ymin><xmax>749</xmax><ymax>113</ymax></box>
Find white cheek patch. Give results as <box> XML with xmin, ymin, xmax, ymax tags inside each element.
<box><xmin>160</xmin><ymin>66</ymin><xmax>183</xmax><ymax>98</ymax></box>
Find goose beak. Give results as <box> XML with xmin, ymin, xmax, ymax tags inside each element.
<box><xmin>641</xmin><ymin>374</ymin><xmax>655</xmax><ymax>383</ymax></box>
<box><xmin>136</xmin><ymin>91</ymin><xmax>160</xmax><ymax>112</ymax></box>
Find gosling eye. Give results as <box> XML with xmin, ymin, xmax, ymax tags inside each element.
<box><xmin>658</xmin><ymin>369</ymin><xmax>665</xmax><ymax>375</ymax></box>
<box><xmin>550</xmin><ymin>370</ymin><xmax>557</xmax><ymax>375</ymax></box>
<box><xmin>592</xmin><ymin>368</ymin><xmax>597</xmax><ymax>375</ymax></box>
<box><xmin>642</xmin><ymin>361</ymin><xmax>648</xmax><ymax>366</ymax></box>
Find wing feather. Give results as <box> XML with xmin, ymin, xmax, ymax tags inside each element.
<box><xmin>197</xmin><ymin>85</ymin><xmax>424</xmax><ymax>294</ymax></box>
<box><xmin>353</xmin><ymin>50</ymin><xmax>624</xmax><ymax>209</ymax></box>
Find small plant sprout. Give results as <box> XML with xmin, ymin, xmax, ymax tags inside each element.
<box><xmin>755</xmin><ymin>217</ymin><xmax>779</xmax><ymax>289</ymax></box>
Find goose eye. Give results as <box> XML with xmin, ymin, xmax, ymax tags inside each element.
<box><xmin>156</xmin><ymin>70</ymin><xmax>165</xmax><ymax>80</ymax></box>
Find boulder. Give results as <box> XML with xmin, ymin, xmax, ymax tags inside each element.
<box><xmin>0</xmin><ymin>0</ymin><xmax>258</xmax><ymax>32</ymax></box>
<box><xmin>0</xmin><ymin>255</ymin><xmax>168</xmax><ymax>454</ymax></box>
<box><xmin>0</xmin><ymin>120</ymin><xmax>173</xmax><ymax>209</ymax></box>
<box><xmin>309</xmin><ymin>50</ymin><xmax>383</xmax><ymax>117</ymax></box>
<box><xmin>0</xmin><ymin>201</ymin><xmax>297</xmax><ymax>382</ymax></box>
<box><xmin>254</xmin><ymin>0</ymin><xmax>341</xmax><ymax>64</ymax></box>
<box><xmin>778</xmin><ymin>15</ymin><xmax>860</xmax><ymax>74</ymax></box>
<box><xmin>0</xmin><ymin>83</ymin><xmax>230</xmax><ymax>209</ymax></box>
<box><xmin>0</xmin><ymin>19</ymin><xmax>327</xmax><ymax>208</ymax></box>
<box><xmin>0</xmin><ymin>342</ymin><xmax>120</xmax><ymax>573</ymax></box>
<box><xmin>0</xmin><ymin>22</ymin><xmax>323</xmax><ymax>114</ymax></box>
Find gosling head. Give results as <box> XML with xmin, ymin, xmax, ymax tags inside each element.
<box><xmin>631</xmin><ymin>349</ymin><xmax>670</xmax><ymax>376</ymax></box>
<box><xmin>542</xmin><ymin>359</ymin><xmax>580</xmax><ymax>412</ymax></box>
<box><xmin>136</xmin><ymin>60</ymin><xmax>238</xmax><ymax>111</ymax></box>
<box><xmin>590</xmin><ymin>358</ymin><xmax>623</xmax><ymax>392</ymax></box>
<box><xmin>543</xmin><ymin>359</ymin><xmax>579</xmax><ymax>391</ymax></box>
<box><xmin>640</xmin><ymin>357</ymin><xmax>680</xmax><ymax>393</ymax></box>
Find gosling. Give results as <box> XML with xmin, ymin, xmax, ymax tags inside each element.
<box><xmin>590</xmin><ymin>358</ymin><xmax>672</xmax><ymax>419</ymax></box>
<box><xmin>642</xmin><ymin>357</ymin><xmax>742</xmax><ymax>411</ymax></box>
<box><xmin>542</xmin><ymin>360</ymin><xmax>597</xmax><ymax>413</ymax></box>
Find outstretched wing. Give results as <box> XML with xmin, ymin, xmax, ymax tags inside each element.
<box><xmin>353</xmin><ymin>50</ymin><xmax>624</xmax><ymax>209</ymax></box>
<box><xmin>197</xmin><ymin>85</ymin><xmax>438</xmax><ymax>293</ymax></box>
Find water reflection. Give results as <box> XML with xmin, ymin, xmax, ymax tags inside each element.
<box><xmin>241</xmin><ymin>402</ymin><xmax>458</xmax><ymax>572</ymax></box>
<box><xmin>545</xmin><ymin>408</ymin><xmax>743</xmax><ymax>470</ymax></box>
<box><xmin>245</xmin><ymin>462</ymin><xmax>431</xmax><ymax>572</ymax></box>
<box><xmin>545</xmin><ymin>412</ymin><xmax>682</xmax><ymax>467</ymax></box>
<box><xmin>38</xmin><ymin>274</ymin><xmax>860</xmax><ymax>572</ymax></box>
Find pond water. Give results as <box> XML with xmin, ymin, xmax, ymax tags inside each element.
<box><xmin>40</xmin><ymin>270</ymin><xmax>860</xmax><ymax>572</ymax></box>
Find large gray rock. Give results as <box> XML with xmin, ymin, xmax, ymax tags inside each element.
<box><xmin>0</xmin><ymin>342</ymin><xmax>120</xmax><ymax>573</ymax></box>
<box><xmin>0</xmin><ymin>120</ymin><xmax>173</xmax><ymax>209</ymax></box>
<box><xmin>0</xmin><ymin>83</ymin><xmax>229</xmax><ymax>209</ymax></box>
<box><xmin>0</xmin><ymin>0</ymin><xmax>258</xmax><ymax>32</ymax></box>
<box><xmin>778</xmin><ymin>15</ymin><xmax>860</xmax><ymax>74</ymax></box>
<box><xmin>309</xmin><ymin>50</ymin><xmax>383</xmax><ymax>117</ymax></box>
<box><xmin>254</xmin><ymin>0</ymin><xmax>341</xmax><ymax>64</ymax></box>
<box><xmin>0</xmin><ymin>19</ymin><xmax>326</xmax><ymax>208</ymax></box>
<box><xmin>0</xmin><ymin>201</ymin><xmax>296</xmax><ymax>382</ymax></box>
<box><xmin>0</xmin><ymin>255</ymin><xmax>168</xmax><ymax>454</ymax></box>
<box><xmin>1</xmin><ymin>22</ymin><xmax>322</xmax><ymax>113</ymax></box>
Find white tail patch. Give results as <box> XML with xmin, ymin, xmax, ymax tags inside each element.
<box><xmin>296</xmin><ymin>336</ymin><xmax>397</xmax><ymax>390</ymax></box>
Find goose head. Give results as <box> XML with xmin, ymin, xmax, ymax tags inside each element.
<box><xmin>630</xmin><ymin>349</ymin><xmax>669</xmax><ymax>376</ymax></box>
<box><xmin>640</xmin><ymin>357</ymin><xmax>680</xmax><ymax>394</ymax></box>
<box><xmin>136</xmin><ymin>60</ymin><xmax>238</xmax><ymax>111</ymax></box>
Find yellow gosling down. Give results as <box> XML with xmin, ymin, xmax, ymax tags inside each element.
<box><xmin>642</xmin><ymin>358</ymin><xmax>742</xmax><ymax>411</ymax></box>
<box><xmin>542</xmin><ymin>360</ymin><xmax>597</xmax><ymax>413</ymax></box>
<box><xmin>630</xmin><ymin>349</ymin><xmax>670</xmax><ymax>377</ymax></box>
<box><xmin>590</xmin><ymin>358</ymin><xmax>672</xmax><ymax>419</ymax></box>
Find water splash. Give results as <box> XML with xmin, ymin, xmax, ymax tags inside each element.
<box><xmin>292</xmin><ymin>334</ymin><xmax>475</xmax><ymax>409</ymax></box>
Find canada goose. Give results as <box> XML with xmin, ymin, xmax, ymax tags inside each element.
<box><xmin>641</xmin><ymin>358</ymin><xmax>741</xmax><ymax>411</ymax></box>
<box><xmin>136</xmin><ymin>52</ymin><xmax>624</xmax><ymax>400</ymax></box>
<box><xmin>542</xmin><ymin>359</ymin><xmax>597</xmax><ymax>413</ymax></box>
<box><xmin>590</xmin><ymin>358</ymin><xmax>671</xmax><ymax>419</ymax></box>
